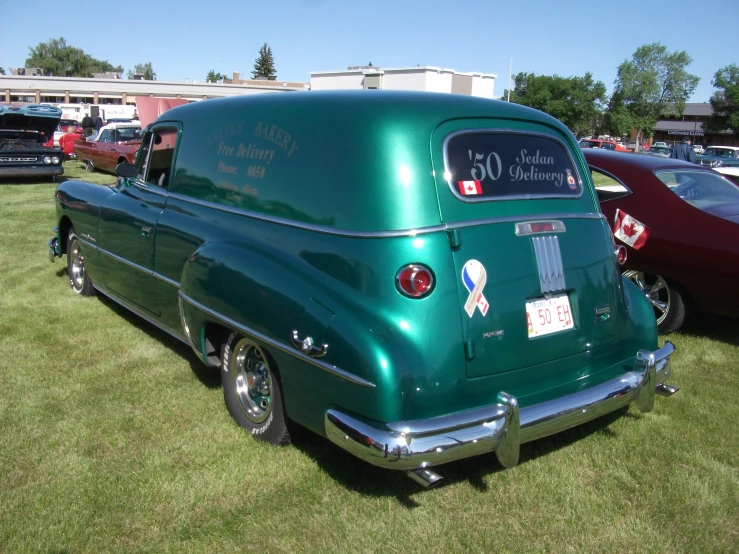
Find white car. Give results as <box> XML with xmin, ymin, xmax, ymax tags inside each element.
<box><xmin>693</xmin><ymin>144</ymin><xmax>705</xmax><ymax>154</ymax></box>
<box><xmin>652</xmin><ymin>141</ymin><xmax>668</xmax><ymax>148</ymax></box>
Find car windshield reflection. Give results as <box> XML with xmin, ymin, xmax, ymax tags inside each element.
<box><xmin>655</xmin><ymin>169</ymin><xmax>739</xmax><ymax>211</ymax></box>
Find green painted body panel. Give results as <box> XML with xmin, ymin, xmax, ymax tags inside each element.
<box><xmin>52</xmin><ymin>91</ymin><xmax>658</xmax><ymax>438</ymax></box>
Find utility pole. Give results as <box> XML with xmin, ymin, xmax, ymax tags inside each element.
<box><xmin>507</xmin><ymin>58</ymin><xmax>512</xmax><ymax>102</ymax></box>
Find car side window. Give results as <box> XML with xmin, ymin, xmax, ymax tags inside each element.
<box><xmin>99</xmin><ymin>130</ymin><xmax>113</xmax><ymax>143</ymax></box>
<box><xmin>590</xmin><ymin>167</ymin><xmax>631</xmax><ymax>202</ymax></box>
<box><xmin>137</xmin><ymin>126</ymin><xmax>179</xmax><ymax>189</ymax></box>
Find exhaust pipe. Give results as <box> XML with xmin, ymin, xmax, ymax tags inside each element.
<box><xmin>656</xmin><ymin>383</ymin><xmax>680</xmax><ymax>397</ymax></box>
<box><xmin>407</xmin><ymin>468</ymin><xmax>443</xmax><ymax>488</ymax></box>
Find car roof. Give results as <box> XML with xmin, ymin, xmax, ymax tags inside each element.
<box><xmin>583</xmin><ymin>148</ymin><xmax>710</xmax><ymax>173</ymax></box>
<box><xmin>99</xmin><ymin>121</ymin><xmax>141</xmax><ymax>132</ymax></box>
<box><xmin>705</xmin><ymin>145</ymin><xmax>739</xmax><ymax>151</ymax></box>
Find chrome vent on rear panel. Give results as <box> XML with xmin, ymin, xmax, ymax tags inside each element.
<box><xmin>532</xmin><ymin>236</ymin><xmax>566</xmax><ymax>294</ymax></box>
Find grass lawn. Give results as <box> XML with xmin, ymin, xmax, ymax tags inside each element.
<box><xmin>1</xmin><ymin>162</ymin><xmax>737</xmax><ymax>553</ymax></box>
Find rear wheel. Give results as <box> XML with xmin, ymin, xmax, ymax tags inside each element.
<box><xmin>623</xmin><ymin>270</ymin><xmax>686</xmax><ymax>333</ymax></box>
<box><xmin>66</xmin><ymin>228</ymin><xmax>94</xmax><ymax>296</ymax></box>
<box><xmin>221</xmin><ymin>333</ymin><xmax>290</xmax><ymax>445</ymax></box>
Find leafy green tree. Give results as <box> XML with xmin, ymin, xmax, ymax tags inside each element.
<box><xmin>503</xmin><ymin>71</ymin><xmax>607</xmax><ymax>137</ymax></box>
<box><xmin>613</xmin><ymin>42</ymin><xmax>699</xmax><ymax>150</ymax></box>
<box><xmin>127</xmin><ymin>62</ymin><xmax>156</xmax><ymax>80</ymax></box>
<box><xmin>602</xmin><ymin>91</ymin><xmax>633</xmax><ymax>139</ymax></box>
<box><xmin>206</xmin><ymin>70</ymin><xmax>226</xmax><ymax>83</ymax></box>
<box><xmin>25</xmin><ymin>37</ymin><xmax>122</xmax><ymax>77</ymax></box>
<box><xmin>0</xmin><ymin>67</ymin><xmax>5</xmax><ymax>75</ymax></box>
<box><xmin>252</xmin><ymin>43</ymin><xmax>276</xmax><ymax>80</ymax></box>
<box><xmin>703</xmin><ymin>64</ymin><xmax>739</xmax><ymax>136</ymax></box>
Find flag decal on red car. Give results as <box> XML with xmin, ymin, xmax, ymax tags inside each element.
<box><xmin>613</xmin><ymin>209</ymin><xmax>650</xmax><ymax>250</ymax></box>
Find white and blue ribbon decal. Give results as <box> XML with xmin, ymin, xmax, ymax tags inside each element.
<box><xmin>462</xmin><ymin>259</ymin><xmax>489</xmax><ymax>317</ymax></box>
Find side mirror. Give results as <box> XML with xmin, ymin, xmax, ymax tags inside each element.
<box><xmin>116</xmin><ymin>162</ymin><xmax>137</xmax><ymax>178</ymax></box>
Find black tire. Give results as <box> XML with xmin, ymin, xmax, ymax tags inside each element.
<box><xmin>221</xmin><ymin>333</ymin><xmax>290</xmax><ymax>445</ymax></box>
<box><xmin>657</xmin><ymin>281</ymin><xmax>687</xmax><ymax>334</ymax></box>
<box><xmin>623</xmin><ymin>270</ymin><xmax>686</xmax><ymax>334</ymax></box>
<box><xmin>66</xmin><ymin>228</ymin><xmax>94</xmax><ymax>296</ymax></box>
<box><xmin>84</xmin><ymin>160</ymin><xmax>94</xmax><ymax>173</ymax></box>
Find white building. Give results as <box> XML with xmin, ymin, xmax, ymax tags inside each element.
<box><xmin>0</xmin><ymin>74</ymin><xmax>308</xmax><ymax>106</ymax></box>
<box><xmin>310</xmin><ymin>66</ymin><xmax>496</xmax><ymax>98</ymax></box>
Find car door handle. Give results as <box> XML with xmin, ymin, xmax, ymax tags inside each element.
<box><xmin>291</xmin><ymin>330</ymin><xmax>328</xmax><ymax>358</ymax></box>
<box><xmin>141</xmin><ymin>226</ymin><xmax>152</xmax><ymax>238</ymax></box>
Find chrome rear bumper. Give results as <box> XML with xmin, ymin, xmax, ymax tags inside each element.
<box><xmin>325</xmin><ymin>342</ymin><xmax>676</xmax><ymax>474</ymax></box>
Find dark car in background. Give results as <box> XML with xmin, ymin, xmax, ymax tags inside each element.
<box><xmin>0</xmin><ymin>104</ymin><xmax>64</xmax><ymax>181</ymax></box>
<box><xmin>585</xmin><ymin>149</ymin><xmax>739</xmax><ymax>333</ymax></box>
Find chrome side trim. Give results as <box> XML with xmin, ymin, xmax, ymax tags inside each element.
<box><xmin>532</xmin><ymin>235</ymin><xmax>566</xmax><ymax>293</ymax></box>
<box><xmin>444</xmin><ymin>212</ymin><xmax>605</xmax><ymax>231</ymax></box>
<box><xmin>325</xmin><ymin>342</ymin><xmax>675</xmax><ymax>472</ymax></box>
<box><xmin>179</xmin><ymin>292</ymin><xmax>375</xmax><ymax>388</ymax></box>
<box><xmin>166</xmin><ymin>192</ymin><xmax>604</xmax><ymax>238</ymax></box>
<box><xmin>94</xmin><ymin>246</ymin><xmax>180</xmax><ymax>288</ymax></box>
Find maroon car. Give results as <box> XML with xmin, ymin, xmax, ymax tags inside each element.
<box><xmin>584</xmin><ymin>149</ymin><xmax>739</xmax><ymax>333</ymax></box>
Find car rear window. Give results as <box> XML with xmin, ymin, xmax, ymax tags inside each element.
<box><xmin>445</xmin><ymin>131</ymin><xmax>582</xmax><ymax>200</ymax></box>
<box><xmin>656</xmin><ymin>169</ymin><xmax>739</xmax><ymax>211</ymax></box>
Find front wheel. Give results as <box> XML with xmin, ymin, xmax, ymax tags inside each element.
<box><xmin>84</xmin><ymin>160</ymin><xmax>94</xmax><ymax>173</ymax></box>
<box><xmin>623</xmin><ymin>270</ymin><xmax>686</xmax><ymax>333</ymax></box>
<box><xmin>221</xmin><ymin>333</ymin><xmax>290</xmax><ymax>445</ymax></box>
<box><xmin>67</xmin><ymin>229</ymin><xmax>94</xmax><ymax>296</ymax></box>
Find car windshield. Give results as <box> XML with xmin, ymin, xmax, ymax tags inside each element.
<box><xmin>703</xmin><ymin>148</ymin><xmax>738</xmax><ymax>158</ymax></box>
<box><xmin>579</xmin><ymin>140</ymin><xmax>600</xmax><ymax>148</ymax></box>
<box><xmin>655</xmin><ymin>169</ymin><xmax>739</xmax><ymax>211</ymax></box>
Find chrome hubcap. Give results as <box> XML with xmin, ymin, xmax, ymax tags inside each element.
<box><xmin>70</xmin><ymin>238</ymin><xmax>86</xmax><ymax>293</ymax></box>
<box><xmin>623</xmin><ymin>270</ymin><xmax>670</xmax><ymax>324</ymax></box>
<box><xmin>233</xmin><ymin>340</ymin><xmax>272</xmax><ymax>424</ymax></box>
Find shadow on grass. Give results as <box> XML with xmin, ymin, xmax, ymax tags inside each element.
<box><xmin>289</xmin><ymin>405</ymin><xmax>632</xmax><ymax>506</ymax></box>
<box><xmin>669</xmin><ymin>311</ymin><xmax>739</xmax><ymax>347</ymax></box>
<box><xmin>94</xmin><ymin>293</ymin><xmax>221</xmax><ymax>390</ymax></box>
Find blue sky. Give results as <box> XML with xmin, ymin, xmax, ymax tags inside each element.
<box><xmin>1</xmin><ymin>0</ymin><xmax>737</xmax><ymax>102</ymax></box>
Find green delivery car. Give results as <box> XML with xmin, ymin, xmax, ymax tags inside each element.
<box><xmin>48</xmin><ymin>91</ymin><xmax>677</xmax><ymax>487</ymax></box>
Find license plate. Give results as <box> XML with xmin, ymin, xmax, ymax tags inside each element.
<box><xmin>526</xmin><ymin>294</ymin><xmax>574</xmax><ymax>338</ymax></box>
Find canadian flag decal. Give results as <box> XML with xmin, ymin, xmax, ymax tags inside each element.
<box><xmin>458</xmin><ymin>180</ymin><xmax>482</xmax><ymax>196</ymax></box>
<box><xmin>613</xmin><ymin>209</ymin><xmax>650</xmax><ymax>250</ymax></box>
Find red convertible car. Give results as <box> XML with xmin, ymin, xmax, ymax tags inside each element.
<box><xmin>584</xmin><ymin>149</ymin><xmax>739</xmax><ymax>333</ymax></box>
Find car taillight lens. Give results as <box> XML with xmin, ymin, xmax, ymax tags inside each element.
<box><xmin>396</xmin><ymin>264</ymin><xmax>435</xmax><ymax>298</ymax></box>
<box><xmin>615</xmin><ymin>245</ymin><xmax>627</xmax><ymax>265</ymax></box>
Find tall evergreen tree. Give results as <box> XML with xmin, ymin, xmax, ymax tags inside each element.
<box><xmin>252</xmin><ymin>43</ymin><xmax>277</xmax><ymax>80</ymax></box>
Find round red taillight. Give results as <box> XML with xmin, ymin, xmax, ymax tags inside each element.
<box><xmin>615</xmin><ymin>245</ymin><xmax>627</xmax><ymax>265</ymax></box>
<box><xmin>396</xmin><ymin>264</ymin><xmax>435</xmax><ymax>298</ymax></box>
